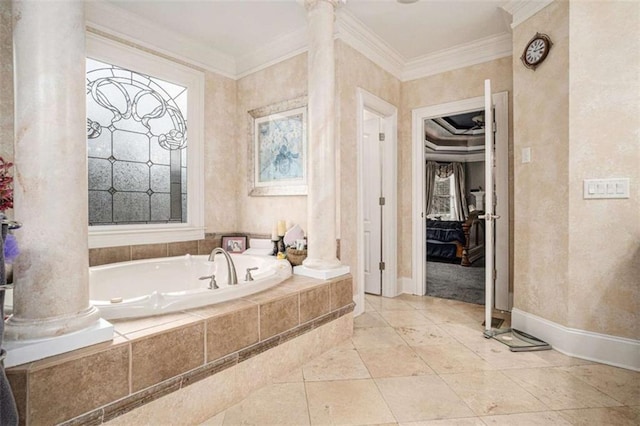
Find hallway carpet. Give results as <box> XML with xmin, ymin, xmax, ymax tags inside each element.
<box><xmin>426</xmin><ymin>259</ymin><xmax>485</xmax><ymax>304</ymax></box>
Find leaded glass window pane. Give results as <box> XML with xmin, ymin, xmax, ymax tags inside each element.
<box><xmin>86</xmin><ymin>58</ymin><xmax>188</xmax><ymax>226</ymax></box>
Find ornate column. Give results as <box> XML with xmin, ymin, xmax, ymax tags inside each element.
<box><xmin>4</xmin><ymin>0</ymin><xmax>112</xmax><ymax>366</ymax></box>
<box><xmin>296</xmin><ymin>0</ymin><xmax>349</xmax><ymax>279</ymax></box>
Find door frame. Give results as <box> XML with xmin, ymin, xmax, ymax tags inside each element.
<box><xmin>356</xmin><ymin>88</ymin><xmax>398</xmax><ymax>316</ymax></box>
<box><xmin>411</xmin><ymin>92</ymin><xmax>510</xmax><ymax>310</ymax></box>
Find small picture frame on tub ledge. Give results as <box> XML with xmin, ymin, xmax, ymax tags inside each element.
<box><xmin>222</xmin><ymin>236</ymin><xmax>247</xmax><ymax>253</ymax></box>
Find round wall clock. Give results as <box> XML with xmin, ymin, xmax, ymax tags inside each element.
<box><xmin>521</xmin><ymin>33</ymin><xmax>552</xmax><ymax>70</ymax></box>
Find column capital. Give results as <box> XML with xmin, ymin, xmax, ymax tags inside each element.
<box><xmin>305</xmin><ymin>0</ymin><xmax>344</xmax><ymax>12</ymax></box>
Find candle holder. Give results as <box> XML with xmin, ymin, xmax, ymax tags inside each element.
<box><xmin>271</xmin><ymin>236</ymin><xmax>285</xmax><ymax>256</ymax></box>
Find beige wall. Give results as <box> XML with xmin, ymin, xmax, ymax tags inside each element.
<box><xmin>203</xmin><ymin>72</ymin><xmax>239</xmax><ymax>233</ymax></box>
<box><xmin>513</xmin><ymin>0</ymin><xmax>639</xmax><ymax>340</ymax></box>
<box><xmin>335</xmin><ymin>40</ymin><xmax>401</xmax><ymax>288</ymax></box>
<box><xmin>567</xmin><ymin>1</ymin><xmax>639</xmax><ymax>339</ymax></box>
<box><xmin>513</xmin><ymin>1</ymin><xmax>570</xmax><ymax>326</ymax></box>
<box><xmin>0</xmin><ymin>2</ymin><xmax>13</xmax><ymax>161</ymax></box>
<box><xmin>398</xmin><ymin>57</ymin><xmax>514</xmax><ymax>279</ymax></box>
<box><xmin>236</xmin><ymin>54</ymin><xmax>308</xmax><ymax>236</ymax></box>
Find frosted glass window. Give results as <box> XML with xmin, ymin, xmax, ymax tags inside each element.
<box><xmin>87</xmin><ymin>58</ymin><xmax>188</xmax><ymax>225</ymax></box>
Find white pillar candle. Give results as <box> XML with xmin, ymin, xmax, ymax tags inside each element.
<box><xmin>277</xmin><ymin>220</ymin><xmax>286</xmax><ymax>236</ymax></box>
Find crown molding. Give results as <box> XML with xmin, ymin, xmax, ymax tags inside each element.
<box><xmin>402</xmin><ymin>32</ymin><xmax>512</xmax><ymax>82</ymax></box>
<box><xmin>334</xmin><ymin>9</ymin><xmax>405</xmax><ymax>80</ymax></box>
<box><xmin>235</xmin><ymin>26</ymin><xmax>309</xmax><ymax>79</ymax></box>
<box><xmin>85</xmin><ymin>1</ymin><xmax>237</xmax><ymax>78</ymax></box>
<box><xmin>84</xmin><ymin>2</ymin><xmax>513</xmax><ymax>83</ymax></box>
<box><xmin>424</xmin><ymin>152</ymin><xmax>485</xmax><ymax>163</ymax></box>
<box><xmin>501</xmin><ymin>0</ymin><xmax>554</xmax><ymax>28</ymax></box>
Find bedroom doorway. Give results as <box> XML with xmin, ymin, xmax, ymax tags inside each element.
<box><xmin>411</xmin><ymin>92</ymin><xmax>510</xmax><ymax>311</ymax></box>
<box><xmin>424</xmin><ymin>141</ymin><xmax>486</xmax><ymax>305</ymax></box>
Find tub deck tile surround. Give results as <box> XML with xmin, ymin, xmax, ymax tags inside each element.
<box><xmin>130</xmin><ymin>243</ymin><xmax>168</xmax><ymax>261</ymax></box>
<box><xmin>259</xmin><ymin>294</ymin><xmax>300</xmax><ymax>339</ymax></box>
<box><xmin>130</xmin><ymin>322</ymin><xmax>205</xmax><ymax>392</ymax></box>
<box><xmin>6</xmin><ymin>274</ymin><xmax>354</xmax><ymax>426</ymax></box>
<box><xmin>88</xmin><ymin>233</ymin><xmax>253</xmax><ymax>267</ymax></box>
<box><xmin>205</xmin><ymin>305</ymin><xmax>260</xmax><ymax>362</ymax></box>
<box><xmin>299</xmin><ymin>285</ymin><xmax>331</xmax><ymax>323</ymax></box>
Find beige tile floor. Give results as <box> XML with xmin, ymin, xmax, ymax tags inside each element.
<box><xmin>201</xmin><ymin>294</ymin><xmax>640</xmax><ymax>425</ymax></box>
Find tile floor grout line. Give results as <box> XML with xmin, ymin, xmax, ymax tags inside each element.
<box><xmin>302</xmin><ymin>375</ymin><xmax>313</xmax><ymax>426</ymax></box>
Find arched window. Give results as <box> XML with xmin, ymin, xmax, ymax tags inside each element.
<box><xmin>87</xmin><ymin>34</ymin><xmax>204</xmax><ymax>248</ymax></box>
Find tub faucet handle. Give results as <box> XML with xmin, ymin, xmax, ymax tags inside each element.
<box><xmin>199</xmin><ymin>274</ymin><xmax>218</xmax><ymax>290</ymax></box>
<box><xmin>245</xmin><ymin>267</ymin><xmax>259</xmax><ymax>282</ymax></box>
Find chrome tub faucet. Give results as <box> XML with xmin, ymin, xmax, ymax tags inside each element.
<box><xmin>208</xmin><ymin>247</ymin><xmax>238</xmax><ymax>285</ymax></box>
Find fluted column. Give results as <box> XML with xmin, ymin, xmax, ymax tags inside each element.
<box><xmin>5</xmin><ymin>0</ymin><xmax>101</xmax><ymax>340</ymax></box>
<box><xmin>302</xmin><ymin>0</ymin><xmax>342</xmax><ymax>271</ymax></box>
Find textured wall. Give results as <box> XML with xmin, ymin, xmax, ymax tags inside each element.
<box><xmin>0</xmin><ymin>2</ymin><xmax>13</xmax><ymax>162</ymax></box>
<box><xmin>512</xmin><ymin>1</ymin><xmax>570</xmax><ymax>326</ymax></box>
<box><xmin>566</xmin><ymin>1</ymin><xmax>639</xmax><ymax>339</ymax></box>
<box><xmin>513</xmin><ymin>0</ymin><xmax>639</xmax><ymax>340</ymax></box>
<box><xmin>236</xmin><ymin>54</ymin><xmax>308</xmax><ymax>236</ymax></box>
<box><xmin>335</xmin><ymin>40</ymin><xmax>401</xmax><ymax>290</ymax></box>
<box><xmin>204</xmin><ymin>72</ymin><xmax>239</xmax><ymax>233</ymax></box>
<box><xmin>399</xmin><ymin>58</ymin><xmax>514</xmax><ymax>279</ymax></box>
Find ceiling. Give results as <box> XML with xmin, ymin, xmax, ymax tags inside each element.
<box><xmin>105</xmin><ymin>0</ymin><xmax>510</xmax><ymax>62</ymax></box>
<box><xmin>424</xmin><ymin>109</ymin><xmax>485</xmax><ymax>155</ymax></box>
<box><xmin>95</xmin><ymin>0</ymin><xmax>515</xmax><ymax>79</ymax></box>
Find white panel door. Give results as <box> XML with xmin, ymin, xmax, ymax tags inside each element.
<box><xmin>363</xmin><ymin>114</ymin><xmax>382</xmax><ymax>295</ymax></box>
<box><xmin>483</xmin><ymin>79</ymin><xmax>498</xmax><ymax>331</ymax></box>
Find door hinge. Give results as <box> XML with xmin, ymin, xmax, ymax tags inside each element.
<box><xmin>379</xmin><ymin>197</ymin><xmax>386</xmax><ymax>206</ymax></box>
<box><xmin>379</xmin><ymin>132</ymin><xmax>385</xmax><ymax>142</ymax></box>
<box><xmin>379</xmin><ymin>261</ymin><xmax>386</xmax><ymax>271</ymax></box>
<box><xmin>492</xmin><ymin>121</ymin><xmax>497</xmax><ymax>133</ymax></box>
<box><xmin>493</xmin><ymin>269</ymin><xmax>497</xmax><ymax>281</ymax></box>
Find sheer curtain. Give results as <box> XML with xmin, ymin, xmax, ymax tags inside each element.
<box><xmin>425</xmin><ymin>161</ymin><xmax>437</xmax><ymax>215</ymax></box>
<box><xmin>452</xmin><ymin>162</ymin><xmax>469</xmax><ymax>221</ymax></box>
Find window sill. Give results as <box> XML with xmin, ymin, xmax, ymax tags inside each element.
<box><xmin>89</xmin><ymin>225</ymin><xmax>205</xmax><ymax>249</ymax></box>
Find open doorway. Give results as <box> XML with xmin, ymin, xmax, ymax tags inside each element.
<box><xmin>412</xmin><ymin>93</ymin><xmax>510</xmax><ymax>311</ymax></box>
<box><xmin>423</xmin><ymin>109</ymin><xmax>486</xmax><ymax>305</ymax></box>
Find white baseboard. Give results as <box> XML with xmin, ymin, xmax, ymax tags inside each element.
<box><xmin>512</xmin><ymin>308</ymin><xmax>640</xmax><ymax>371</ymax></box>
<box><xmin>399</xmin><ymin>277</ymin><xmax>415</xmax><ymax>295</ymax></box>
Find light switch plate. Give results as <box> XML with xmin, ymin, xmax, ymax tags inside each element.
<box><xmin>583</xmin><ymin>178</ymin><xmax>630</xmax><ymax>199</ymax></box>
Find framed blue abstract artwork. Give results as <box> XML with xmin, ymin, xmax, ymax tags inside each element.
<box><xmin>248</xmin><ymin>97</ymin><xmax>307</xmax><ymax>196</ymax></box>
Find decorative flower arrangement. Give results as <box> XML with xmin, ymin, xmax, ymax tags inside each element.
<box><xmin>0</xmin><ymin>157</ymin><xmax>13</xmax><ymax>212</ymax></box>
<box><xmin>0</xmin><ymin>156</ymin><xmax>19</xmax><ymax>264</ymax></box>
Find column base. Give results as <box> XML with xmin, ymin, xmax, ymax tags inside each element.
<box><xmin>294</xmin><ymin>264</ymin><xmax>350</xmax><ymax>280</ymax></box>
<box><xmin>4</xmin><ymin>305</ymin><xmax>103</xmax><ymax>340</ymax></box>
<box><xmin>3</xmin><ymin>318</ymin><xmax>114</xmax><ymax>368</ymax></box>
